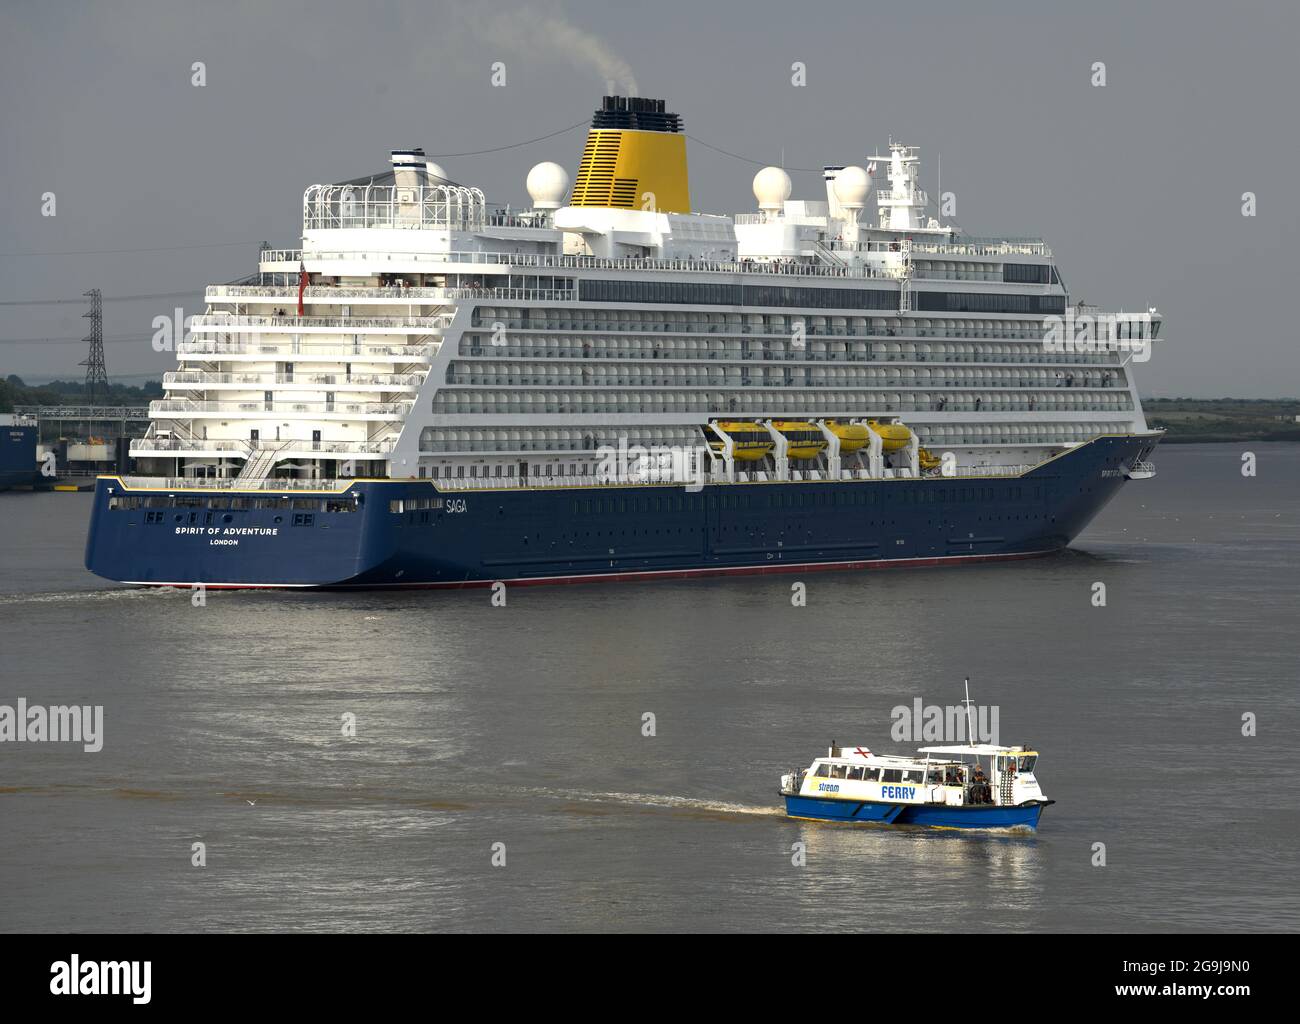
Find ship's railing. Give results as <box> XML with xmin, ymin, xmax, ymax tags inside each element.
<box><xmin>191</xmin><ymin>314</ymin><xmax>450</xmax><ymax>330</ymax></box>
<box><xmin>163</xmin><ymin>371</ymin><xmax>425</xmax><ymax>388</ymax></box>
<box><xmin>729</xmin><ymin>226</ymin><xmax>1051</xmax><ymax>258</ymax></box>
<box><xmin>149</xmin><ymin>400</ymin><xmax>413</xmax><ymax>416</ymax></box>
<box><xmin>208</xmin><ymin>285</ymin><xmax>453</xmax><ymax>300</ymax></box>
<box><xmin>301</xmin><ymin>183</ymin><xmax>488</xmax><ymax>232</ymax></box>
<box><xmin>129</xmin><ymin>438</ymin><xmax>396</xmax><ymax>455</ymax></box>
<box><xmin>462</xmin><ymin>318</ymin><xmax>1104</xmax><ymax>342</ymax></box>
<box><xmin>829</xmin><ymin>237</ymin><xmax>1051</xmax><ymax>258</ymax></box>
<box><xmin>431</xmin><ymin>462</ymin><xmax>1041</xmax><ymax>490</ymax></box>
<box><xmin>260</xmin><ymin>248</ymin><xmax>900</xmax><ymax>281</ymax></box>
<box><xmin>114</xmin><ymin>475</ymin><xmax>363</xmax><ymax>492</ymax></box>
<box><xmin>13</xmin><ymin>405</ymin><xmax>151</xmax><ymax>420</ymax></box>
<box><xmin>110</xmin><ymin>458</ymin><xmax>1043</xmax><ymax>492</ymax></box>
<box><xmin>209</xmin><ymin>283</ymin><xmax>572</xmax><ymax>302</ymax></box>
<box><xmin>176</xmin><ymin>340</ymin><xmax>436</xmax><ymax>359</ymax></box>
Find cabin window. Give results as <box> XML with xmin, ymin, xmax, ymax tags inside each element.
<box><xmin>847</xmin><ymin>767</ymin><xmax>864</xmax><ymax>781</ymax></box>
<box><xmin>901</xmin><ymin>770</ymin><xmax>923</xmax><ymax>783</ymax></box>
<box><xmin>814</xmin><ymin>764</ymin><xmax>831</xmax><ymax>778</ymax></box>
<box><xmin>1018</xmin><ymin>756</ymin><xmax>1037</xmax><ymax>772</ymax></box>
<box><xmin>881</xmin><ymin>769</ymin><xmax>902</xmax><ymax>783</ymax></box>
<box><xmin>831</xmin><ymin>765</ymin><xmax>849</xmax><ymax>779</ymax></box>
<box><xmin>860</xmin><ymin>768</ymin><xmax>880</xmax><ymax>782</ymax></box>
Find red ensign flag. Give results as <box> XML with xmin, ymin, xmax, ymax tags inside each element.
<box><xmin>297</xmin><ymin>261</ymin><xmax>308</xmax><ymax>316</ymax></box>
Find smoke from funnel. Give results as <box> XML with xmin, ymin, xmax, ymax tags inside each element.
<box><xmin>474</xmin><ymin>9</ymin><xmax>639</xmax><ymax>95</ymax></box>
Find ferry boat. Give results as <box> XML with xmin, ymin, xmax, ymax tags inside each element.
<box><xmin>780</xmin><ymin>742</ymin><xmax>1053</xmax><ymax>830</ymax></box>
<box><xmin>85</xmin><ymin>94</ymin><xmax>1162</xmax><ymax>589</ymax></box>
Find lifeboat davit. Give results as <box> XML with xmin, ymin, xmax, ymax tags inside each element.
<box><xmin>825</xmin><ymin>420</ymin><xmax>869</xmax><ymax>454</ymax></box>
<box><xmin>866</xmin><ymin>419</ymin><xmax>913</xmax><ymax>452</ymax></box>
<box><xmin>708</xmin><ymin>421</ymin><xmax>774</xmax><ymax>462</ymax></box>
<box><xmin>918</xmin><ymin>446</ymin><xmax>942</xmax><ymax>471</ymax></box>
<box><xmin>771</xmin><ymin>420</ymin><xmax>828</xmax><ymax>460</ymax></box>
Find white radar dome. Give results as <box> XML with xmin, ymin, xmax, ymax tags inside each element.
<box><xmin>753</xmin><ymin>166</ymin><xmax>792</xmax><ymax>211</ymax></box>
<box><xmin>526</xmin><ymin>161</ymin><xmax>570</xmax><ymax>209</ymax></box>
<box><xmin>833</xmin><ymin>165</ymin><xmax>871</xmax><ymax>208</ymax></box>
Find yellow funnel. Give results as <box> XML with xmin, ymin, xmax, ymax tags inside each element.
<box><xmin>570</xmin><ymin>96</ymin><xmax>691</xmax><ymax>214</ymax></box>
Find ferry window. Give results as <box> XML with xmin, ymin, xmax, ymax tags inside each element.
<box><xmin>847</xmin><ymin>767</ymin><xmax>865</xmax><ymax>781</ymax></box>
<box><xmin>431</xmin><ymin>468</ymin><xmax>440</xmax><ymax>479</ymax></box>
<box><xmin>1018</xmin><ymin>756</ymin><xmax>1037</xmax><ymax>772</ymax></box>
<box><xmin>389</xmin><ymin>500</ymin><xmax>404</xmax><ymax>513</ymax></box>
<box><xmin>882</xmin><ymin>769</ymin><xmax>902</xmax><ymax>783</ymax></box>
<box><xmin>292</xmin><ymin>498</ymin><xmax>320</xmax><ymax>511</ymax></box>
<box><xmin>861</xmin><ymin>768</ymin><xmax>880</xmax><ymax>782</ymax></box>
<box><xmin>831</xmin><ymin>765</ymin><xmax>849</xmax><ymax>779</ymax></box>
<box><xmin>901</xmin><ymin>770</ymin><xmax>923</xmax><ymax>783</ymax></box>
<box><xmin>814</xmin><ymin>764</ymin><xmax>831</xmax><ymax>778</ymax></box>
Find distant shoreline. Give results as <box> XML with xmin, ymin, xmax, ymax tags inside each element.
<box><xmin>1142</xmin><ymin>398</ymin><xmax>1300</xmax><ymax>444</ymax></box>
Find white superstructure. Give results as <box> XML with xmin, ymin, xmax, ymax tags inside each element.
<box><xmin>132</xmin><ymin>108</ymin><xmax>1161</xmax><ymax>490</ymax></box>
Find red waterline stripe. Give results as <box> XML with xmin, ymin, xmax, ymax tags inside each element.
<box><xmin>122</xmin><ymin>547</ymin><xmax>1058</xmax><ymax>591</ymax></box>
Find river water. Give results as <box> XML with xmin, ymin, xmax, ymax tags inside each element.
<box><xmin>1</xmin><ymin>443</ymin><xmax>1297</xmax><ymax>932</ymax></box>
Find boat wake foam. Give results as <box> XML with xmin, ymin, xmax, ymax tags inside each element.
<box><xmin>523</xmin><ymin>786</ymin><xmax>782</xmax><ymax>818</ymax></box>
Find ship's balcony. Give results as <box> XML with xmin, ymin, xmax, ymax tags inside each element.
<box><xmin>148</xmin><ymin>399</ymin><xmax>412</xmax><ymax>420</ymax></box>
<box><xmin>162</xmin><ymin>370</ymin><xmax>424</xmax><ymax>391</ymax></box>
<box><xmin>129</xmin><ymin>437</ymin><xmax>396</xmax><ymax>459</ymax></box>
<box><xmin>210</xmin><ymin>283</ymin><xmax>572</xmax><ymax>303</ymax></box>
<box><xmin>175</xmin><ymin>340</ymin><xmax>435</xmax><ymax>362</ymax></box>
<box><xmin>258</xmin><ymin>246</ymin><xmax>1057</xmax><ymax>280</ymax></box>
<box><xmin>189</xmin><ymin>313</ymin><xmax>450</xmax><ymax>335</ymax></box>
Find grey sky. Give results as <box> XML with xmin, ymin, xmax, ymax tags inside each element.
<box><xmin>1</xmin><ymin>0</ymin><xmax>1296</xmax><ymax>396</ymax></box>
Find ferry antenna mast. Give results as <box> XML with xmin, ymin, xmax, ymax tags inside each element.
<box><xmin>963</xmin><ymin>677</ymin><xmax>976</xmax><ymax>746</ymax></box>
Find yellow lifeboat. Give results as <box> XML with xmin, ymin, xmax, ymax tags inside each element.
<box><xmin>866</xmin><ymin>419</ymin><xmax>913</xmax><ymax>452</ymax></box>
<box><xmin>771</xmin><ymin>420</ymin><xmax>827</xmax><ymax>460</ymax></box>
<box><xmin>825</xmin><ymin>420</ymin><xmax>869</xmax><ymax>454</ymax></box>
<box><xmin>708</xmin><ymin>421</ymin><xmax>774</xmax><ymax>462</ymax></box>
<box><xmin>918</xmin><ymin>446</ymin><xmax>942</xmax><ymax>471</ymax></box>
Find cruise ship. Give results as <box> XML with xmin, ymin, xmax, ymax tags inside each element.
<box><xmin>85</xmin><ymin>95</ymin><xmax>1162</xmax><ymax>588</ymax></box>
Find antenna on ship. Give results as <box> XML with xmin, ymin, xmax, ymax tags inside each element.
<box><xmin>962</xmin><ymin>677</ymin><xmax>976</xmax><ymax>746</ymax></box>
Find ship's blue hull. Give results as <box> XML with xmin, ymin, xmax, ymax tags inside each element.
<box><xmin>84</xmin><ymin>434</ymin><xmax>1154</xmax><ymax>588</ymax></box>
<box><xmin>1</xmin><ymin>424</ymin><xmax>37</xmax><ymax>492</ymax></box>
<box><xmin>783</xmin><ymin>792</ymin><xmax>1051</xmax><ymax>829</ymax></box>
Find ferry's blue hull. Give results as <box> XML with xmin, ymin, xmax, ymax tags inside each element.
<box><xmin>84</xmin><ymin>434</ymin><xmax>1154</xmax><ymax>588</ymax></box>
<box><xmin>0</xmin><ymin>425</ymin><xmax>37</xmax><ymax>492</ymax></box>
<box><xmin>783</xmin><ymin>793</ymin><xmax>1051</xmax><ymax>829</ymax></box>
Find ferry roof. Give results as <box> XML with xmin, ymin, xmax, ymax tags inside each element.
<box><xmin>816</xmin><ymin>752</ymin><xmax>963</xmax><ymax>767</ymax></box>
<box><xmin>917</xmin><ymin>745</ymin><xmax>1037</xmax><ymax>757</ymax></box>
